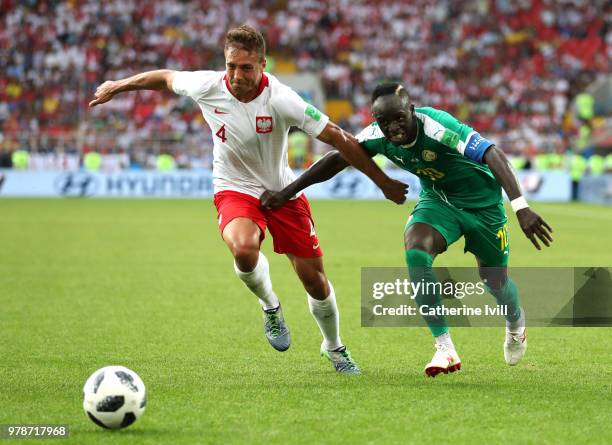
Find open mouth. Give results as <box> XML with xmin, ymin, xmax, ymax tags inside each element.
<box><xmin>390</xmin><ymin>133</ymin><xmax>406</xmax><ymax>144</ymax></box>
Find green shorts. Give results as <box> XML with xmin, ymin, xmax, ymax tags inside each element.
<box><xmin>406</xmin><ymin>198</ymin><xmax>509</xmax><ymax>267</ymax></box>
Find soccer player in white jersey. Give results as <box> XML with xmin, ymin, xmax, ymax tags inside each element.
<box><xmin>89</xmin><ymin>25</ymin><xmax>407</xmax><ymax>374</ymax></box>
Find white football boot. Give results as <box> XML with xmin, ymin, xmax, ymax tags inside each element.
<box><xmin>504</xmin><ymin>327</ymin><xmax>527</xmax><ymax>365</ymax></box>
<box><xmin>504</xmin><ymin>307</ymin><xmax>527</xmax><ymax>365</ymax></box>
<box><xmin>424</xmin><ymin>344</ymin><xmax>462</xmax><ymax>377</ymax></box>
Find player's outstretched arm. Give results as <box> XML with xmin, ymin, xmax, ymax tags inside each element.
<box><xmin>89</xmin><ymin>70</ymin><xmax>176</xmax><ymax>107</ymax></box>
<box><xmin>484</xmin><ymin>146</ymin><xmax>553</xmax><ymax>250</ymax></box>
<box><xmin>261</xmin><ymin>151</ymin><xmax>349</xmax><ymax>209</ymax></box>
<box><xmin>317</xmin><ymin>122</ymin><xmax>407</xmax><ymax>204</ymax></box>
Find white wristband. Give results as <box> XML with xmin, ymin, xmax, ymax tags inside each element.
<box><xmin>511</xmin><ymin>196</ymin><xmax>529</xmax><ymax>213</ymax></box>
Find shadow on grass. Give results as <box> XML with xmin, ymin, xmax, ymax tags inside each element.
<box><xmin>71</xmin><ymin>427</ymin><xmax>179</xmax><ymax>437</ymax></box>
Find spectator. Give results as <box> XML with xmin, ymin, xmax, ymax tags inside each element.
<box><xmin>0</xmin><ymin>147</ymin><xmax>12</xmax><ymax>168</ymax></box>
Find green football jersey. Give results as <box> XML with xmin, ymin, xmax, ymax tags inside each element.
<box><xmin>356</xmin><ymin>107</ymin><xmax>502</xmax><ymax>209</ymax></box>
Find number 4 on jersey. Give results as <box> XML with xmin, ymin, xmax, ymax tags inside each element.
<box><xmin>215</xmin><ymin>124</ymin><xmax>227</xmax><ymax>143</ymax></box>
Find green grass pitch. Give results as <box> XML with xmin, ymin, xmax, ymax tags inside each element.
<box><xmin>1</xmin><ymin>198</ymin><xmax>611</xmax><ymax>444</ymax></box>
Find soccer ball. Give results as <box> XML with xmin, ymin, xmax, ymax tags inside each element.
<box><xmin>83</xmin><ymin>366</ymin><xmax>147</xmax><ymax>429</ymax></box>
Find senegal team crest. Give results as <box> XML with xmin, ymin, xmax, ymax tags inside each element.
<box><xmin>256</xmin><ymin>116</ymin><xmax>273</xmax><ymax>134</ymax></box>
<box><xmin>422</xmin><ymin>150</ymin><xmax>437</xmax><ymax>161</ymax></box>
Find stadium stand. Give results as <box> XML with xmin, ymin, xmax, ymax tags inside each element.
<box><xmin>0</xmin><ymin>0</ymin><xmax>610</xmax><ymax>171</ymax></box>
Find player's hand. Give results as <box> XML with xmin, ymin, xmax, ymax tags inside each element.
<box><xmin>381</xmin><ymin>178</ymin><xmax>408</xmax><ymax>205</ymax></box>
<box><xmin>516</xmin><ymin>208</ymin><xmax>553</xmax><ymax>250</ymax></box>
<box><xmin>89</xmin><ymin>81</ymin><xmax>120</xmax><ymax>107</ymax></box>
<box><xmin>261</xmin><ymin>190</ymin><xmax>291</xmax><ymax>210</ymax></box>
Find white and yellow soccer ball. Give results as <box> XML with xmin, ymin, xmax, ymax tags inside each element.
<box><xmin>83</xmin><ymin>366</ymin><xmax>146</xmax><ymax>429</ymax></box>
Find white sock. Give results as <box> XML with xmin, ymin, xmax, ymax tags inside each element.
<box><xmin>435</xmin><ymin>332</ymin><xmax>455</xmax><ymax>350</ymax></box>
<box><xmin>308</xmin><ymin>281</ymin><xmax>342</xmax><ymax>351</ymax></box>
<box><xmin>507</xmin><ymin>306</ymin><xmax>525</xmax><ymax>333</ymax></box>
<box><xmin>233</xmin><ymin>252</ymin><xmax>280</xmax><ymax>311</ymax></box>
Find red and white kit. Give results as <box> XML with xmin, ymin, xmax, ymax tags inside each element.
<box><xmin>172</xmin><ymin>71</ymin><xmax>329</xmax><ymax>257</ymax></box>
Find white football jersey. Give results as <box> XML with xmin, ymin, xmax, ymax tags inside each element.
<box><xmin>172</xmin><ymin>71</ymin><xmax>329</xmax><ymax>198</ymax></box>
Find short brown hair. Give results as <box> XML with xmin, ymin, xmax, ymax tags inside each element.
<box><xmin>224</xmin><ymin>25</ymin><xmax>266</xmax><ymax>62</ymax></box>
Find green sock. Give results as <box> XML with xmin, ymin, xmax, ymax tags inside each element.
<box><xmin>405</xmin><ymin>249</ymin><xmax>448</xmax><ymax>337</ymax></box>
<box><xmin>487</xmin><ymin>277</ymin><xmax>521</xmax><ymax>323</ymax></box>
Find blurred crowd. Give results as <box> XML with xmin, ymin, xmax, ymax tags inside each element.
<box><xmin>0</xmin><ymin>0</ymin><xmax>610</xmax><ymax>171</ymax></box>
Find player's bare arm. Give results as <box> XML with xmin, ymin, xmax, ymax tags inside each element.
<box><xmin>262</xmin><ymin>128</ymin><xmax>407</xmax><ymax>209</ymax></box>
<box><xmin>89</xmin><ymin>70</ymin><xmax>176</xmax><ymax>107</ymax></box>
<box><xmin>261</xmin><ymin>151</ymin><xmax>350</xmax><ymax>210</ymax></box>
<box><xmin>316</xmin><ymin>122</ymin><xmax>407</xmax><ymax>205</ymax></box>
<box><xmin>483</xmin><ymin>146</ymin><xmax>553</xmax><ymax>250</ymax></box>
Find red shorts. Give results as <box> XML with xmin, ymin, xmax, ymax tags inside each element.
<box><xmin>213</xmin><ymin>190</ymin><xmax>323</xmax><ymax>258</ymax></box>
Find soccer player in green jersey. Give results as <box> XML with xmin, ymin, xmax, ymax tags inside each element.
<box><xmin>261</xmin><ymin>82</ymin><xmax>553</xmax><ymax>377</ymax></box>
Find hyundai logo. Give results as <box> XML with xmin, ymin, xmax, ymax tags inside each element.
<box><xmin>55</xmin><ymin>172</ymin><xmax>99</xmax><ymax>197</ymax></box>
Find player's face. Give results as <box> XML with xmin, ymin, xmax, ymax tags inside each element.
<box><xmin>225</xmin><ymin>46</ymin><xmax>266</xmax><ymax>100</ymax></box>
<box><xmin>373</xmin><ymin>98</ymin><xmax>415</xmax><ymax>146</ymax></box>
